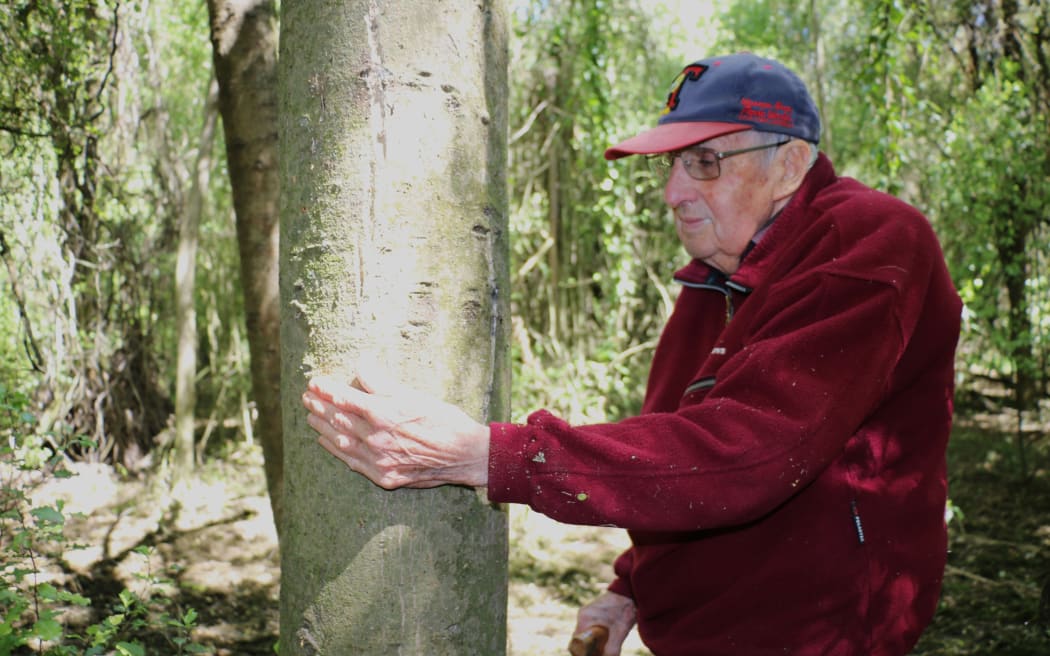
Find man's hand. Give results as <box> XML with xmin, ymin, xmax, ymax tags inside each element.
<box><xmin>571</xmin><ymin>591</ymin><xmax>637</xmax><ymax>656</ymax></box>
<box><xmin>301</xmin><ymin>366</ymin><xmax>490</xmax><ymax>489</ymax></box>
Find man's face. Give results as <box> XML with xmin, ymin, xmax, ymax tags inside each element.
<box><xmin>663</xmin><ymin>131</ymin><xmax>783</xmax><ymax>275</ymax></box>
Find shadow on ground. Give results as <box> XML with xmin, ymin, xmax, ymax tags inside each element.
<box><xmin>20</xmin><ymin>447</ymin><xmax>280</xmax><ymax>655</ymax></box>
<box><xmin>20</xmin><ymin>446</ymin><xmax>648</xmax><ymax>655</ymax></box>
<box><xmin>22</xmin><ymin>411</ymin><xmax>1048</xmax><ymax>656</ymax></box>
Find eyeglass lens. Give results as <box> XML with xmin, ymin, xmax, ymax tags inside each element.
<box><xmin>647</xmin><ymin>148</ymin><xmax>721</xmax><ymax>180</ymax></box>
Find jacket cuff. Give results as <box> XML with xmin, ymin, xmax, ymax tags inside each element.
<box><xmin>486</xmin><ymin>421</ymin><xmax>534</xmax><ymax>504</ymax></box>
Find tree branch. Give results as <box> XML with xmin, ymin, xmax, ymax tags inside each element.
<box><xmin>0</xmin><ymin>124</ymin><xmax>50</xmax><ymax>139</ymax></box>
<box><xmin>0</xmin><ymin>230</ymin><xmax>45</xmax><ymax>373</ymax></box>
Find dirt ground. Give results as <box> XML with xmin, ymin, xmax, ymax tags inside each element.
<box><xmin>21</xmin><ymin>445</ymin><xmax>651</xmax><ymax>655</ymax></box>
<box><xmin>16</xmin><ymin>410</ymin><xmax>1050</xmax><ymax>655</ymax></box>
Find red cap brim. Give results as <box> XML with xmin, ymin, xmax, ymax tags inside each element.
<box><xmin>604</xmin><ymin>122</ymin><xmax>753</xmax><ymax>160</ymax></box>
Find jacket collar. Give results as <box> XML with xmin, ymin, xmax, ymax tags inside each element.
<box><xmin>672</xmin><ymin>152</ymin><xmax>837</xmax><ymax>290</ymax></box>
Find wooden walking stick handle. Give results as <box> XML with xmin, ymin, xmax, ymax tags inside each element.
<box><xmin>569</xmin><ymin>624</ymin><xmax>610</xmax><ymax>656</ymax></box>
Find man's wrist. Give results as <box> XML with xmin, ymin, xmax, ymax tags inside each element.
<box><xmin>466</xmin><ymin>421</ymin><xmax>491</xmax><ymax>487</ymax></box>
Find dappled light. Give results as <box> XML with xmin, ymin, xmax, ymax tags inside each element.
<box><xmin>6</xmin><ymin>427</ymin><xmax>1046</xmax><ymax>654</ymax></box>
<box><xmin>2</xmin><ymin>0</ymin><xmax>1049</xmax><ymax>654</ymax></box>
<box><xmin>4</xmin><ymin>451</ymin><xmax>280</xmax><ymax>653</ymax></box>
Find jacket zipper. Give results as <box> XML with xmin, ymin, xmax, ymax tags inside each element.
<box><xmin>675</xmin><ymin>274</ymin><xmax>753</xmax><ymax>402</ymax></box>
<box><xmin>675</xmin><ymin>277</ymin><xmax>752</xmax><ymax>323</ymax></box>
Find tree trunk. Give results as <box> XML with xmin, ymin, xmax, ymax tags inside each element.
<box><xmin>173</xmin><ymin>78</ymin><xmax>220</xmax><ymax>483</ymax></box>
<box><xmin>206</xmin><ymin>0</ymin><xmax>284</xmax><ymax>535</ymax></box>
<box><xmin>278</xmin><ymin>1</ymin><xmax>510</xmax><ymax>654</ymax></box>
<box><xmin>809</xmin><ymin>0</ymin><xmax>832</xmax><ymax>155</ymax></box>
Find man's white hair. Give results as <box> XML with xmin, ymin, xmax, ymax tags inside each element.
<box><xmin>752</xmin><ymin>130</ymin><xmax>820</xmax><ymax>169</ymax></box>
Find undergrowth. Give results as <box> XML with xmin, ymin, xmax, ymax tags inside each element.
<box><xmin>3</xmin><ymin>373</ymin><xmax>1047</xmax><ymax>655</ymax></box>
<box><xmin>0</xmin><ymin>384</ymin><xmax>207</xmax><ymax>655</ymax></box>
<box><xmin>913</xmin><ymin>421</ymin><xmax>1050</xmax><ymax>655</ymax></box>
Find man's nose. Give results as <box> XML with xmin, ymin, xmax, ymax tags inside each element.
<box><xmin>663</xmin><ymin>158</ymin><xmax>696</xmax><ymax>208</ymax></box>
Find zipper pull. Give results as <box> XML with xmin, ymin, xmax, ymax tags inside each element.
<box><xmin>850</xmin><ymin>499</ymin><xmax>866</xmax><ymax>545</ymax></box>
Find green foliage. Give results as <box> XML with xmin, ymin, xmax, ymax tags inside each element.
<box><xmin>719</xmin><ymin>0</ymin><xmax>814</xmax><ymax>61</ymax></box>
<box><xmin>0</xmin><ymin>0</ymin><xmax>251</xmax><ymax>466</ymax></box>
<box><xmin>0</xmin><ymin>1</ymin><xmax>111</xmax><ymax>137</ymax></box>
<box><xmin>0</xmin><ymin>388</ymin><xmax>207</xmax><ymax>655</ymax></box>
<box><xmin>509</xmin><ymin>0</ymin><xmax>682</xmax><ymax>420</ymax></box>
<box><xmin>932</xmin><ymin>67</ymin><xmax>1049</xmax><ymax>402</ymax></box>
<box><xmin>75</xmin><ymin>570</ymin><xmax>207</xmax><ymax>656</ymax></box>
<box><xmin>0</xmin><ymin>267</ymin><xmax>30</xmax><ymax>394</ymax></box>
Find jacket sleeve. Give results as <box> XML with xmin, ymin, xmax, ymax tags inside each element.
<box><xmin>608</xmin><ymin>548</ymin><xmax>635</xmax><ymax>599</ymax></box>
<box><xmin>488</xmin><ymin>267</ymin><xmax>916</xmax><ymax>532</ymax></box>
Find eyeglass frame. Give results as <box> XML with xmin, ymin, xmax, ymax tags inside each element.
<box><xmin>647</xmin><ymin>138</ymin><xmax>791</xmax><ymax>181</ymax></box>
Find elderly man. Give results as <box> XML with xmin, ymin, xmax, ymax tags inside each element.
<box><xmin>302</xmin><ymin>53</ymin><xmax>962</xmax><ymax>655</ymax></box>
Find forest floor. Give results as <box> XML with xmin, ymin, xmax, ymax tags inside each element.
<box><xmin>13</xmin><ymin>410</ymin><xmax>1050</xmax><ymax>655</ymax></box>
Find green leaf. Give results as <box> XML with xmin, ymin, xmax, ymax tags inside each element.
<box><xmin>182</xmin><ymin>608</ymin><xmax>197</xmax><ymax>626</ymax></box>
<box><xmin>115</xmin><ymin>641</ymin><xmax>146</xmax><ymax>656</ymax></box>
<box><xmin>30</xmin><ymin>505</ymin><xmax>64</xmax><ymax>525</ymax></box>
<box><xmin>32</xmin><ymin>617</ymin><xmax>62</xmax><ymax>641</ymax></box>
<box><xmin>37</xmin><ymin>582</ymin><xmax>59</xmax><ymax>600</ymax></box>
<box><xmin>59</xmin><ymin>590</ymin><xmax>91</xmax><ymax>606</ymax></box>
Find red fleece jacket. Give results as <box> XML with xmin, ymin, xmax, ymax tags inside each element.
<box><xmin>488</xmin><ymin>154</ymin><xmax>962</xmax><ymax>655</ymax></box>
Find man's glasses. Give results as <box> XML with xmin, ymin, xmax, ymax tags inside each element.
<box><xmin>647</xmin><ymin>139</ymin><xmax>790</xmax><ymax>181</ymax></box>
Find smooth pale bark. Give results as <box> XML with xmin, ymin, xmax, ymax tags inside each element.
<box><xmin>279</xmin><ymin>1</ymin><xmax>510</xmax><ymax>654</ymax></box>
<box><xmin>173</xmin><ymin>79</ymin><xmax>220</xmax><ymax>482</ymax></box>
<box><xmin>206</xmin><ymin>0</ymin><xmax>284</xmax><ymax>535</ymax></box>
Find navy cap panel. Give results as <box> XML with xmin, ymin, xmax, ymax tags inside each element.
<box><xmin>655</xmin><ymin>54</ymin><xmax>820</xmax><ymax>143</ymax></box>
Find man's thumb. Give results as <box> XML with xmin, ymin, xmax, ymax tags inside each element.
<box><xmin>353</xmin><ymin>356</ymin><xmax>398</xmax><ymax>396</ymax></box>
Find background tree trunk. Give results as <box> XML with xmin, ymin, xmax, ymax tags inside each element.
<box><xmin>278</xmin><ymin>1</ymin><xmax>510</xmax><ymax>654</ymax></box>
<box><xmin>173</xmin><ymin>79</ymin><xmax>220</xmax><ymax>484</ymax></box>
<box><xmin>206</xmin><ymin>0</ymin><xmax>284</xmax><ymax>535</ymax></box>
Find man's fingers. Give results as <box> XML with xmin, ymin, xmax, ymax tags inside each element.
<box><xmin>303</xmin><ymin>395</ymin><xmax>348</xmax><ymax>433</ymax></box>
<box><xmin>317</xmin><ymin>433</ymin><xmax>426</xmax><ymax>490</ymax></box>
<box><xmin>301</xmin><ymin>391</ymin><xmax>326</xmax><ymax>417</ymax></box>
<box><xmin>306</xmin><ymin>409</ymin><xmax>371</xmax><ymax>450</ymax></box>
<box><xmin>307</xmin><ymin>415</ymin><xmax>350</xmax><ymax>456</ymax></box>
<box><xmin>317</xmin><ymin>433</ymin><xmax>356</xmax><ymax>467</ymax></box>
<box><xmin>307</xmin><ymin>374</ymin><xmax>367</xmax><ymax>408</ymax></box>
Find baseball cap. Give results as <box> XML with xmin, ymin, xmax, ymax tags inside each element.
<box><xmin>604</xmin><ymin>53</ymin><xmax>821</xmax><ymax>160</ymax></box>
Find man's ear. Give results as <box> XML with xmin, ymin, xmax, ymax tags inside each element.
<box><xmin>772</xmin><ymin>140</ymin><xmax>813</xmax><ymax>202</ymax></box>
